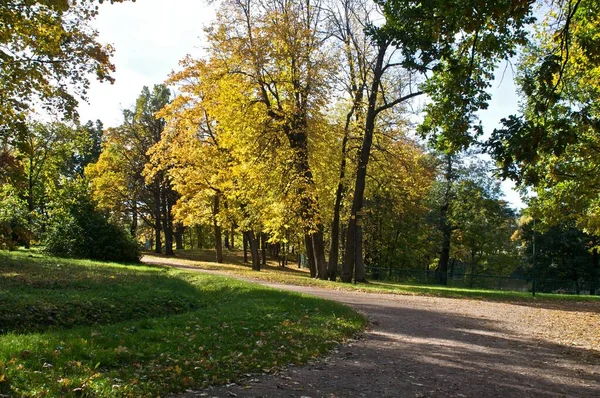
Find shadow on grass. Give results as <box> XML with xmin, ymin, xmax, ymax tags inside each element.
<box><xmin>0</xmin><ymin>250</ymin><xmax>209</xmax><ymax>334</ymax></box>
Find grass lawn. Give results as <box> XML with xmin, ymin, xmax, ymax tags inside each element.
<box><xmin>0</xmin><ymin>250</ymin><xmax>365</xmax><ymax>397</ymax></box>
<box><xmin>146</xmin><ymin>249</ymin><xmax>600</xmax><ymax>305</ymax></box>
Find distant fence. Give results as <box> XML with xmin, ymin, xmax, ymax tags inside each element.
<box><xmin>363</xmin><ymin>266</ymin><xmax>596</xmax><ymax>294</ymax></box>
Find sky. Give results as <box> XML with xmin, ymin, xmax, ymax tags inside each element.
<box><xmin>78</xmin><ymin>0</ymin><xmax>525</xmax><ymax>209</ymax></box>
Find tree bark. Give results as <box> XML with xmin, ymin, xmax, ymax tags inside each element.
<box><xmin>243</xmin><ymin>232</ymin><xmax>249</xmax><ymax>263</ymax></box>
<box><xmin>213</xmin><ymin>195</ymin><xmax>223</xmax><ymax>263</ymax></box>
<box><xmin>153</xmin><ymin>180</ymin><xmax>162</xmax><ymax>254</ymax></box>
<box><xmin>261</xmin><ymin>232</ymin><xmax>267</xmax><ymax>266</ymax></box>
<box><xmin>342</xmin><ymin>41</ymin><xmax>388</xmax><ymax>283</ymax></box>
<box><xmin>174</xmin><ymin>223</ymin><xmax>184</xmax><ymax>250</ymax></box>
<box><xmin>246</xmin><ymin>231</ymin><xmax>260</xmax><ymax>271</ymax></box>
<box><xmin>162</xmin><ymin>186</ymin><xmax>174</xmax><ymax>256</ymax></box>
<box><xmin>305</xmin><ymin>233</ymin><xmax>317</xmax><ymax>277</ymax></box>
<box><xmin>591</xmin><ymin>248</ymin><xmax>598</xmax><ymax>295</ymax></box>
<box><xmin>436</xmin><ymin>154</ymin><xmax>455</xmax><ymax>286</ymax></box>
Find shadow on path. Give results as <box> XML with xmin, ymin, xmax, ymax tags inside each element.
<box><xmin>159</xmin><ymin>264</ymin><xmax>600</xmax><ymax>398</ymax></box>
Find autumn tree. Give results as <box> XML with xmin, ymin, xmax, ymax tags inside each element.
<box><xmin>193</xmin><ymin>0</ymin><xmax>336</xmax><ymax>277</ymax></box>
<box><xmin>88</xmin><ymin>85</ymin><xmax>173</xmax><ymax>254</ymax></box>
<box><xmin>0</xmin><ymin>0</ymin><xmax>129</xmax><ymax>137</ymax></box>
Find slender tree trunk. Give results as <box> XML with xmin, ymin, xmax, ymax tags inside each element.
<box><xmin>162</xmin><ymin>187</ymin><xmax>174</xmax><ymax>256</ymax></box>
<box><xmin>174</xmin><ymin>223</ymin><xmax>184</xmax><ymax>250</ymax></box>
<box><xmin>153</xmin><ymin>181</ymin><xmax>162</xmax><ymax>254</ymax></box>
<box><xmin>261</xmin><ymin>232</ymin><xmax>267</xmax><ymax>266</ymax></box>
<box><xmin>343</xmin><ymin>43</ymin><xmax>388</xmax><ymax>283</ymax></box>
<box><xmin>305</xmin><ymin>233</ymin><xmax>317</xmax><ymax>277</ymax></box>
<box><xmin>224</xmin><ymin>232</ymin><xmax>230</xmax><ymax>250</ymax></box>
<box><xmin>243</xmin><ymin>233</ymin><xmax>248</xmax><ymax>263</ymax></box>
<box><xmin>246</xmin><ymin>231</ymin><xmax>260</xmax><ymax>271</ymax></box>
<box><xmin>436</xmin><ymin>155</ymin><xmax>454</xmax><ymax>286</ymax></box>
<box><xmin>436</xmin><ymin>230</ymin><xmax>451</xmax><ymax>286</ymax></box>
<box><xmin>329</xmin><ymin>3</ymin><xmax>365</xmax><ymax>281</ymax></box>
<box><xmin>590</xmin><ymin>248</ymin><xmax>598</xmax><ymax>295</ymax></box>
<box><xmin>130</xmin><ymin>199</ymin><xmax>138</xmax><ymax>238</ymax></box>
<box><xmin>213</xmin><ymin>195</ymin><xmax>223</xmax><ymax>263</ymax></box>
<box><xmin>231</xmin><ymin>225</ymin><xmax>235</xmax><ymax>249</ymax></box>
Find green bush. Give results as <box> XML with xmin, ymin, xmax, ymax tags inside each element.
<box><xmin>44</xmin><ymin>191</ymin><xmax>140</xmax><ymax>262</ymax></box>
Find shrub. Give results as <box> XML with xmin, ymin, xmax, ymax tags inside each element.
<box><xmin>44</xmin><ymin>190</ymin><xmax>140</xmax><ymax>262</ymax></box>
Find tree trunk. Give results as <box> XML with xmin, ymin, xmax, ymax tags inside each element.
<box><xmin>213</xmin><ymin>195</ymin><xmax>223</xmax><ymax>263</ymax></box>
<box><xmin>342</xmin><ymin>41</ymin><xmax>389</xmax><ymax>283</ymax></box>
<box><xmin>436</xmin><ymin>230</ymin><xmax>451</xmax><ymax>286</ymax></box>
<box><xmin>305</xmin><ymin>233</ymin><xmax>317</xmax><ymax>277</ymax></box>
<box><xmin>130</xmin><ymin>199</ymin><xmax>138</xmax><ymax>238</ymax></box>
<box><xmin>436</xmin><ymin>154</ymin><xmax>455</xmax><ymax>286</ymax></box>
<box><xmin>246</xmin><ymin>231</ymin><xmax>260</xmax><ymax>271</ymax></box>
<box><xmin>231</xmin><ymin>225</ymin><xmax>235</xmax><ymax>249</ymax></box>
<box><xmin>224</xmin><ymin>232</ymin><xmax>230</xmax><ymax>250</ymax></box>
<box><xmin>591</xmin><ymin>248</ymin><xmax>598</xmax><ymax>295</ymax></box>
<box><xmin>355</xmin><ymin>224</ymin><xmax>365</xmax><ymax>282</ymax></box>
<box><xmin>162</xmin><ymin>186</ymin><xmax>174</xmax><ymax>256</ymax></box>
<box><xmin>261</xmin><ymin>232</ymin><xmax>267</xmax><ymax>266</ymax></box>
<box><xmin>174</xmin><ymin>223</ymin><xmax>184</xmax><ymax>250</ymax></box>
<box><xmin>285</xmin><ymin>111</ymin><xmax>327</xmax><ymax>279</ymax></box>
<box><xmin>153</xmin><ymin>181</ymin><xmax>162</xmax><ymax>254</ymax></box>
<box><xmin>243</xmin><ymin>232</ymin><xmax>248</xmax><ymax>263</ymax></box>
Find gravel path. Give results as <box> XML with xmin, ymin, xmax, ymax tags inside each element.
<box><xmin>156</xmin><ymin>262</ymin><xmax>600</xmax><ymax>398</ymax></box>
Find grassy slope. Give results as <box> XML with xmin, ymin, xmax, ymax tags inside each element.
<box><xmin>0</xmin><ymin>250</ymin><xmax>365</xmax><ymax>397</ymax></box>
<box><xmin>147</xmin><ymin>249</ymin><xmax>600</xmax><ymax>305</ymax></box>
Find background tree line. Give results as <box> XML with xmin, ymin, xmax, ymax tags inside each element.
<box><xmin>1</xmin><ymin>0</ymin><xmax>599</xmax><ymax>294</ymax></box>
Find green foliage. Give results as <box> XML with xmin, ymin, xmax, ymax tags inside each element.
<box><xmin>44</xmin><ymin>186</ymin><xmax>140</xmax><ymax>262</ymax></box>
<box><xmin>0</xmin><ymin>0</ymin><xmax>129</xmax><ymax>135</ymax></box>
<box><xmin>0</xmin><ymin>251</ymin><xmax>365</xmax><ymax>397</ymax></box>
<box><xmin>486</xmin><ymin>0</ymin><xmax>600</xmax><ymax>236</ymax></box>
<box><xmin>517</xmin><ymin>218</ymin><xmax>599</xmax><ymax>294</ymax></box>
<box><xmin>0</xmin><ymin>184</ymin><xmax>29</xmax><ymax>250</ymax></box>
<box><xmin>378</xmin><ymin>0</ymin><xmax>534</xmax><ymax>151</ymax></box>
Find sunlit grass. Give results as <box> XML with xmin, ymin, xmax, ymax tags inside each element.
<box><xmin>0</xmin><ymin>250</ymin><xmax>365</xmax><ymax>397</ymax></box>
<box><xmin>145</xmin><ymin>249</ymin><xmax>600</xmax><ymax>304</ymax></box>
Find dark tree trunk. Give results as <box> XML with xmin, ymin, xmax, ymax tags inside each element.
<box><xmin>213</xmin><ymin>195</ymin><xmax>223</xmax><ymax>263</ymax></box>
<box><xmin>153</xmin><ymin>181</ymin><xmax>162</xmax><ymax>254</ymax></box>
<box><xmin>246</xmin><ymin>231</ymin><xmax>260</xmax><ymax>271</ymax></box>
<box><xmin>305</xmin><ymin>233</ymin><xmax>317</xmax><ymax>277</ymax></box>
<box><xmin>286</xmin><ymin>112</ymin><xmax>327</xmax><ymax>279</ymax></box>
<box><xmin>436</xmin><ymin>154</ymin><xmax>455</xmax><ymax>286</ymax></box>
<box><xmin>436</xmin><ymin>229</ymin><xmax>451</xmax><ymax>286</ymax></box>
<box><xmin>224</xmin><ymin>232</ymin><xmax>230</xmax><ymax>250</ymax></box>
<box><xmin>342</xmin><ymin>41</ymin><xmax>389</xmax><ymax>283</ymax></box>
<box><xmin>329</xmin><ymin>4</ymin><xmax>365</xmax><ymax>282</ymax></box>
<box><xmin>130</xmin><ymin>199</ymin><xmax>138</xmax><ymax>238</ymax></box>
<box><xmin>243</xmin><ymin>233</ymin><xmax>249</xmax><ymax>263</ymax></box>
<box><xmin>231</xmin><ymin>225</ymin><xmax>235</xmax><ymax>249</ymax></box>
<box><xmin>174</xmin><ymin>223</ymin><xmax>184</xmax><ymax>250</ymax></box>
<box><xmin>591</xmin><ymin>248</ymin><xmax>599</xmax><ymax>295</ymax></box>
<box><xmin>162</xmin><ymin>186</ymin><xmax>174</xmax><ymax>256</ymax></box>
<box><xmin>261</xmin><ymin>232</ymin><xmax>267</xmax><ymax>266</ymax></box>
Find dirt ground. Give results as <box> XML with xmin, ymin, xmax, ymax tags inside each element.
<box><xmin>162</xmin><ymin>264</ymin><xmax>600</xmax><ymax>398</ymax></box>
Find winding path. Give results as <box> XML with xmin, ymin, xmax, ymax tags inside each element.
<box><xmin>148</xmin><ymin>259</ymin><xmax>600</xmax><ymax>398</ymax></box>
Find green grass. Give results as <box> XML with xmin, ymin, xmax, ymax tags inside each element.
<box><xmin>147</xmin><ymin>249</ymin><xmax>600</xmax><ymax>305</ymax></box>
<box><xmin>0</xmin><ymin>250</ymin><xmax>365</xmax><ymax>397</ymax></box>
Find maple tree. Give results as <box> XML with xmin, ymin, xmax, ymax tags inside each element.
<box><xmin>0</xmin><ymin>0</ymin><xmax>130</xmax><ymax>137</ymax></box>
